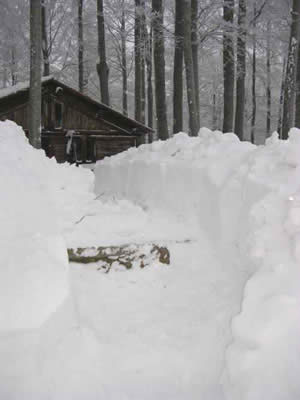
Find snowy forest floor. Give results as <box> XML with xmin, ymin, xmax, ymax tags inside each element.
<box><xmin>61</xmin><ymin>198</ymin><xmax>249</xmax><ymax>399</ymax></box>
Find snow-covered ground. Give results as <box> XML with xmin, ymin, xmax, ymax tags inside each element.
<box><xmin>1</xmin><ymin>121</ymin><xmax>300</xmax><ymax>399</ymax></box>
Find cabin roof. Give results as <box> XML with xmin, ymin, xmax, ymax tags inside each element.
<box><xmin>0</xmin><ymin>76</ymin><xmax>154</xmax><ymax>134</ymax></box>
<box><xmin>0</xmin><ymin>76</ymin><xmax>54</xmax><ymax>100</ymax></box>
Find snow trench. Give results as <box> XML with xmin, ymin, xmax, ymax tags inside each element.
<box><xmin>95</xmin><ymin>128</ymin><xmax>300</xmax><ymax>400</ymax></box>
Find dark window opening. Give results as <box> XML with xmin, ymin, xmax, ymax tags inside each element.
<box><xmin>55</xmin><ymin>102</ymin><xmax>63</xmax><ymax>128</ymax></box>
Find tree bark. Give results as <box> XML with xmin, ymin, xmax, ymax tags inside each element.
<box><xmin>29</xmin><ymin>0</ymin><xmax>42</xmax><ymax>149</ymax></box>
<box><xmin>282</xmin><ymin>0</ymin><xmax>300</xmax><ymax>139</ymax></box>
<box><xmin>212</xmin><ymin>93</ymin><xmax>218</xmax><ymax>131</ymax></box>
<box><xmin>2</xmin><ymin>67</ymin><xmax>7</xmax><ymax>88</ymax></box>
<box><xmin>135</xmin><ymin>0</ymin><xmax>142</xmax><ymax>122</ymax></box>
<box><xmin>191</xmin><ymin>0</ymin><xmax>200</xmax><ymax>123</ymax></box>
<box><xmin>183</xmin><ymin>0</ymin><xmax>199</xmax><ymax>136</ymax></box>
<box><xmin>121</xmin><ymin>1</ymin><xmax>128</xmax><ymax>116</ymax></box>
<box><xmin>11</xmin><ymin>48</ymin><xmax>17</xmax><ymax>85</ymax></box>
<box><xmin>251</xmin><ymin>3</ymin><xmax>257</xmax><ymax>144</ymax></box>
<box><xmin>223</xmin><ymin>0</ymin><xmax>235</xmax><ymax>133</ymax></box>
<box><xmin>97</xmin><ymin>0</ymin><xmax>110</xmax><ymax>105</ymax></box>
<box><xmin>295</xmin><ymin>8</ymin><xmax>300</xmax><ymax>127</ymax></box>
<box><xmin>146</xmin><ymin>24</ymin><xmax>154</xmax><ymax>130</ymax></box>
<box><xmin>41</xmin><ymin>0</ymin><xmax>50</xmax><ymax>76</ymax></box>
<box><xmin>173</xmin><ymin>0</ymin><xmax>184</xmax><ymax>134</ymax></box>
<box><xmin>141</xmin><ymin>0</ymin><xmax>146</xmax><ymax>124</ymax></box>
<box><xmin>266</xmin><ymin>20</ymin><xmax>271</xmax><ymax>137</ymax></box>
<box><xmin>234</xmin><ymin>0</ymin><xmax>246</xmax><ymax>140</ymax></box>
<box><xmin>78</xmin><ymin>0</ymin><xmax>84</xmax><ymax>92</ymax></box>
<box><xmin>277</xmin><ymin>58</ymin><xmax>286</xmax><ymax>137</ymax></box>
<box><xmin>152</xmin><ymin>0</ymin><xmax>169</xmax><ymax>140</ymax></box>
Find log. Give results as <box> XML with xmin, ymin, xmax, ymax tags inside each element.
<box><xmin>68</xmin><ymin>244</ymin><xmax>170</xmax><ymax>273</ymax></box>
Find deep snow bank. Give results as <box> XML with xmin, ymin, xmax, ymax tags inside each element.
<box><xmin>0</xmin><ymin>120</ymin><xmax>93</xmax><ymax>330</ymax></box>
<box><xmin>95</xmin><ymin>128</ymin><xmax>300</xmax><ymax>400</ymax></box>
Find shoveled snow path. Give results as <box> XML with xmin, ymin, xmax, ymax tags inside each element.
<box><xmin>68</xmin><ymin>202</ymin><xmax>247</xmax><ymax>400</ymax></box>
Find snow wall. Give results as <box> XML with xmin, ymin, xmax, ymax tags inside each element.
<box><xmin>0</xmin><ymin>121</ymin><xmax>95</xmax><ymax>397</ymax></box>
<box><xmin>95</xmin><ymin>128</ymin><xmax>300</xmax><ymax>400</ymax></box>
<box><xmin>0</xmin><ymin>120</ymin><xmax>93</xmax><ymax>331</ymax></box>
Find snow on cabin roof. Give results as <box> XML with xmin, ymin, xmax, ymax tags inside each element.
<box><xmin>0</xmin><ymin>76</ymin><xmax>54</xmax><ymax>100</ymax></box>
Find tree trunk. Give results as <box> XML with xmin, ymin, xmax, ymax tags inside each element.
<box><xmin>183</xmin><ymin>0</ymin><xmax>199</xmax><ymax>136</ymax></box>
<box><xmin>266</xmin><ymin>20</ymin><xmax>271</xmax><ymax>137</ymax></box>
<box><xmin>146</xmin><ymin>24</ymin><xmax>154</xmax><ymax>130</ymax></box>
<box><xmin>29</xmin><ymin>0</ymin><xmax>42</xmax><ymax>150</ymax></box>
<box><xmin>295</xmin><ymin>10</ymin><xmax>300</xmax><ymax>127</ymax></box>
<box><xmin>121</xmin><ymin>2</ymin><xmax>128</xmax><ymax>116</ymax></box>
<box><xmin>277</xmin><ymin>58</ymin><xmax>286</xmax><ymax>137</ymax></box>
<box><xmin>251</xmin><ymin>3</ymin><xmax>257</xmax><ymax>144</ymax></box>
<box><xmin>135</xmin><ymin>0</ymin><xmax>142</xmax><ymax>122</ymax></box>
<box><xmin>41</xmin><ymin>0</ymin><xmax>50</xmax><ymax>76</ymax></box>
<box><xmin>191</xmin><ymin>0</ymin><xmax>200</xmax><ymax>124</ymax></box>
<box><xmin>141</xmin><ymin>0</ymin><xmax>146</xmax><ymax>124</ymax></box>
<box><xmin>223</xmin><ymin>0</ymin><xmax>235</xmax><ymax>133</ymax></box>
<box><xmin>78</xmin><ymin>0</ymin><xmax>84</xmax><ymax>92</ymax></box>
<box><xmin>212</xmin><ymin>93</ymin><xmax>218</xmax><ymax>130</ymax></box>
<box><xmin>234</xmin><ymin>0</ymin><xmax>246</xmax><ymax>140</ymax></box>
<box><xmin>2</xmin><ymin>67</ymin><xmax>7</xmax><ymax>88</ymax></box>
<box><xmin>97</xmin><ymin>0</ymin><xmax>110</xmax><ymax>105</ymax></box>
<box><xmin>11</xmin><ymin>48</ymin><xmax>17</xmax><ymax>85</ymax></box>
<box><xmin>282</xmin><ymin>0</ymin><xmax>300</xmax><ymax>139</ymax></box>
<box><xmin>152</xmin><ymin>0</ymin><xmax>169</xmax><ymax>140</ymax></box>
<box><xmin>173</xmin><ymin>0</ymin><xmax>184</xmax><ymax>134</ymax></box>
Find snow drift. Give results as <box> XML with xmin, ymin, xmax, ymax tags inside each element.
<box><xmin>0</xmin><ymin>121</ymin><xmax>98</xmax><ymax>398</ymax></box>
<box><xmin>95</xmin><ymin>128</ymin><xmax>300</xmax><ymax>400</ymax></box>
<box><xmin>0</xmin><ymin>120</ymin><xmax>93</xmax><ymax>330</ymax></box>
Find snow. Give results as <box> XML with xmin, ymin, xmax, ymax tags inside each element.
<box><xmin>0</xmin><ymin>121</ymin><xmax>96</xmax><ymax>396</ymax></box>
<box><xmin>95</xmin><ymin>128</ymin><xmax>300</xmax><ymax>400</ymax></box>
<box><xmin>0</xmin><ymin>120</ymin><xmax>69</xmax><ymax>330</ymax></box>
<box><xmin>1</xmin><ymin>121</ymin><xmax>300</xmax><ymax>399</ymax></box>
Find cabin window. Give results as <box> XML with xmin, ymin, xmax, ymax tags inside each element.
<box><xmin>55</xmin><ymin>101</ymin><xmax>63</xmax><ymax>128</ymax></box>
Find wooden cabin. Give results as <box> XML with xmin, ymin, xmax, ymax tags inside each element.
<box><xmin>0</xmin><ymin>77</ymin><xmax>154</xmax><ymax>163</ymax></box>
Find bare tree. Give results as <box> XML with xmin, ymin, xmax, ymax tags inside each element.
<box><xmin>152</xmin><ymin>0</ymin><xmax>169</xmax><ymax>140</ymax></box>
<box><xmin>134</xmin><ymin>0</ymin><xmax>146</xmax><ymax>124</ymax></box>
<box><xmin>135</xmin><ymin>0</ymin><xmax>142</xmax><ymax>122</ymax></box>
<box><xmin>234</xmin><ymin>0</ymin><xmax>246</xmax><ymax>140</ymax></box>
<box><xmin>78</xmin><ymin>0</ymin><xmax>84</xmax><ymax>92</ymax></box>
<box><xmin>295</xmin><ymin>6</ymin><xmax>300</xmax><ymax>127</ymax></box>
<box><xmin>140</xmin><ymin>0</ymin><xmax>146</xmax><ymax>124</ymax></box>
<box><xmin>11</xmin><ymin>48</ymin><xmax>17</xmax><ymax>85</ymax></box>
<box><xmin>121</xmin><ymin>1</ymin><xmax>128</xmax><ymax>115</ymax></box>
<box><xmin>146</xmin><ymin>23</ymin><xmax>153</xmax><ymax>130</ymax></box>
<box><xmin>251</xmin><ymin>2</ymin><xmax>256</xmax><ymax>144</ymax></box>
<box><xmin>29</xmin><ymin>0</ymin><xmax>42</xmax><ymax>149</ymax></box>
<box><xmin>266</xmin><ymin>19</ymin><xmax>271</xmax><ymax>136</ymax></box>
<box><xmin>277</xmin><ymin>58</ymin><xmax>286</xmax><ymax>137</ymax></box>
<box><xmin>191</xmin><ymin>0</ymin><xmax>200</xmax><ymax>119</ymax></box>
<box><xmin>41</xmin><ymin>0</ymin><xmax>50</xmax><ymax>76</ymax></box>
<box><xmin>223</xmin><ymin>0</ymin><xmax>235</xmax><ymax>133</ymax></box>
<box><xmin>183</xmin><ymin>0</ymin><xmax>199</xmax><ymax>136</ymax></box>
<box><xmin>97</xmin><ymin>0</ymin><xmax>110</xmax><ymax>105</ymax></box>
<box><xmin>282</xmin><ymin>0</ymin><xmax>300</xmax><ymax>139</ymax></box>
<box><xmin>173</xmin><ymin>0</ymin><xmax>184</xmax><ymax>134</ymax></box>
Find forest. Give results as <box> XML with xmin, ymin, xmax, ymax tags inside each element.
<box><xmin>0</xmin><ymin>0</ymin><xmax>297</xmax><ymax>145</ymax></box>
